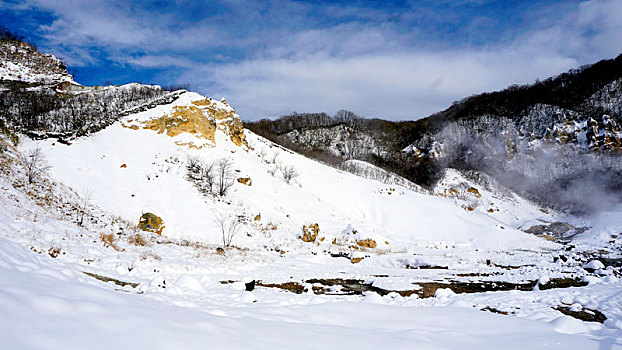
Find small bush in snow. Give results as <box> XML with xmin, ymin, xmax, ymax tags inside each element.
<box><xmin>21</xmin><ymin>147</ymin><xmax>51</xmax><ymax>183</ymax></box>
<box><xmin>215</xmin><ymin>213</ymin><xmax>242</xmax><ymax>247</ymax></box>
<box><xmin>281</xmin><ymin>165</ymin><xmax>299</xmax><ymax>184</ymax></box>
<box><xmin>186</xmin><ymin>155</ymin><xmax>201</xmax><ymax>172</ymax></box>
<box><xmin>128</xmin><ymin>233</ymin><xmax>150</xmax><ymax>247</ymax></box>
<box><xmin>100</xmin><ymin>233</ymin><xmax>121</xmax><ymax>251</ymax></box>
<box><xmin>269</xmin><ymin>151</ymin><xmax>279</xmax><ymax>164</ymax></box>
<box><xmin>47</xmin><ymin>246</ymin><xmax>61</xmax><ymax>258</ymax></box>
<box><xmin>186</xmin><ymin>157</ymin><xmax>233</xmax><ymax>197</ymax></box>
<box><xmin>215</xmin><ymin>158</ymin><xmax>234</xmax><ymax>196</ymax></box>
<box><xmin>77</xmin><ymin>189</ymin><xmax>92</xmax><ymax>227</ymax></box>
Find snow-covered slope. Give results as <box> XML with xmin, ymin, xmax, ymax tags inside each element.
<box><xmin>2</xmin><ymin>127</ymin><xmax>622</xmax><ymax>349</ymax></box>
<box><xmin>21</xmin><ymin>90</ymin><xmax>559</xmax><ymax>252</ymax></box>
<box><xmin>3</xmin><ymin>37</ymin><xmax>622</xmax><ymax>349</ymax></box>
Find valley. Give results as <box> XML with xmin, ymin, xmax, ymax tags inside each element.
<box><xmin>1</xmin><ymin>29</ymin><xmax>621</xmax><ymax>349</ymax></box>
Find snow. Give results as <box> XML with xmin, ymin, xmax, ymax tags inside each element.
<box><xmin>583</xmin><ymin>260</ymin><xmax>605</xmax><ymax>270</ymax></box>
<box><xmin>1</xmin><ymin>90</ymin><xmax>622</xmax><ymax>348</ymax></box>
<box><xmin>0</xmin><ymin>238</ymin><xmax>613</xmax><ymax>350</ymax></box>
<box><xmin>23</xmin><ymin>108</ymin><xmax>556</xmax><ymax>251</ymax></box>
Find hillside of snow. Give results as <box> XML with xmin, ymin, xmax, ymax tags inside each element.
<box><xmin>1</xmin><ymin>87</ymin><xmax>621</xmax><ymax>348</ymax></box>
<box><xmin>21</xmin><ymin>90</ymin><xmax>560</xmax><ymax>252</ymax></box>
<box><xmin>2</xmin><ymin>121</ymin><xmax>622</xmax><ymax>348</ymax></box>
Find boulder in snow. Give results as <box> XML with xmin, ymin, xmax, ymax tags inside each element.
<box><xmin>301</xmin><ymin>223</ymin><xmax>320</xmax><ymax>242</ymax></box>
<box><xmin>138</xmin><ymin>212</ymin><xmax>165</xmax><ymax>235</ymax></box>
<box><xmin>356</xmin><ymin>239</ymin><xmax>377</xmax><ymax>249</ymax></box>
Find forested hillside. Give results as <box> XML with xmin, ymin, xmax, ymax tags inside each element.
<box><xmin>245</xmin><ymin>54</ymin><xmax>622</xmax><ymax>214</ymax></box>
<box><xmin>0</xmin><ymin>28</ymin><xmax>180</xmax><ymax>141</ymax></box>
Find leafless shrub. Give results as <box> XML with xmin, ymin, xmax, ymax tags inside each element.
<box><xmin>187</xmin><ymin>157</ymin><xmax>233</xmax><ymax>196</ymax></box>
<box><xmin>48</xmin><ymin>246</ymin><xmax>61</xmax><ymax>258</ymax></box>
<box><xmin>186</xmin><ymin>155</ymin><xmax>201</xmax><ymax>171</ymax></box>
<box><xmin>281</xmin><ymin>165</ymin><xmax>299</xmax><ymax>184</ymax></box>
<box><xmin>140</xmin><ymin>251</ymin><xmax>161</xmax><ymax>260</ymax></box>
<box><xmin>258</xmin><ymin>222</ymin><xmax>278</xmax><ymax>232</ymax></box>
<box><xmin>215</xmin><ymin>213</ymin><xmax>242</xmax><ymax>247</ymax></box>
<box><xmin>21</xmin><ymin>147</ymin><xmax>51</xmax><ymax>183</ymax></box>
<box><xmin>127</xmin><ymin>233</ymin><xmax>150</xmax><ymax>246</ymax></box>
<box><xmin>215</xmin><ymin>158</ymin><xmax>234</xmax><ymax>196</ymax></box>
<box><xmin>200</xmin><ymin>160</ymin><xmax>216</xmax><ymax>194</ymax></box>
<box><xmin>100</xmin><ymin>233</ymin><xmax>122</xmax><ymax>251</ymax></box>
<box><xmin>257</xmin><ymin>148</ymin><xmax>267</xmax><ymax>159</ymax></box>
<box><xmin>269</xmin><ymin>151</ymin><xmax>279</xmax><ymax>164</ymax></box>
<box><xmin>77</xmin><ymin>189</ymin><xmax>93</xmax><ymax>227</ymax></box>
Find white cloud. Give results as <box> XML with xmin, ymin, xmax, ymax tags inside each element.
<box><xmin>123</xmin><ymin>55</ymin><xmax>197</xmax><ymax>68</ymax></box>
<box><xmin>178</xmin><ymin>0</ymin><xmax>622</xmax><ymax>120</ymax></box>
<box><xmin>187</xmin><ymin>50</ymin><xmax>577</xmax><ymax>120</ymax></box>
<box><xmin>12</xmin><ymin>0</ymin><xmax>622</xmax><ymax>121</ymax></box>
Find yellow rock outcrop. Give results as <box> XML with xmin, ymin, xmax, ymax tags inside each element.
<box><xmin>123</xmin><ymin>95</ymin><xmax>248</xmax><ymax>149</ymax></box>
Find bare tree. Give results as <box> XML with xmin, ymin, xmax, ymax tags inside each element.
<box><xmin>77</xmin><ymin>189</ymin><xmax>93</xmax><ymax>226</ymax></box>
<box><xmin>281</xmin><ymin>165</ymin><xmax>299</xmax><ymax>184</ymax></box>
<box><xmin>269</xmin><ymin>151</ymin><xmax>279</xmax><ymax>164</ymax></box>
<box><xmin>200</xmin><ymin>160</ymin><xmax>216</xmax><ymax>194</ymax></box>
<box><xmin>215</xmin><ymin>158</ymin><xmax>234</xmax><ymax>196</ymax></box>
<box><xmin>21</xmin><ymin>147</ymin><xmax>51</xmax><ymax>183</ymax></box>
<box><xmin>214</xmin><ymin>213</ymin><xmax>242</xmax><ymax>247</ymax></box>
<box><xmin>186</xmin><ymin>155</ymin><xmax>200</xmax><ymax>172</ymax></box>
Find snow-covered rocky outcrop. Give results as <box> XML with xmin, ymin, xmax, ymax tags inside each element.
<box><xmin>122</xmin><ymin>92</ymin><xmax>247</xmax><ymax>149</ymax></box>
<box><xmin>283</xmin><ymin>123</ymin><xmax>386</xmax><ymax>159</ymax></box>
<box><xmin>0</xmin><ymin>39</ymin><xmax>73</xmax><ymax>85</ymax></box>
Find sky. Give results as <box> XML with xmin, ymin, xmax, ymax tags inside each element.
<box><xmin>2</xmin><ymin>0</ymin><xmax>622</xmax><ymax>121</ymax></box>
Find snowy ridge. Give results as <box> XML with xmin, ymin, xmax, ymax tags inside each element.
<box><xmin>0</xmin><ymin>39</ymin><xmax>73</xmax><ymax>85</ymax></box>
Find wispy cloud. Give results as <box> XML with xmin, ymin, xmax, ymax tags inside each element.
<box><xmin>5</xmin><ymin>0</ymin><xmax>622</xmax><ymax>120</ymax></box>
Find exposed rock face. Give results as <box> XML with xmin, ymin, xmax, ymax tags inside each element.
<box><xmin>410</xmin><ymin>101</ymin><xmax>622</xmax><ymax>160</ymax></box>
<box><xmin>138</xmin><ymin>212</ymin><xmax>165</xmax><ymax>235</ymax></box>
<box><xmin>301</xmin><ymin>223</ymin><xmax>320</xmax><ymax>242</ymax></box>
<box><xmin>282</xmin><ymin>124</ymin><xmax>385</xmax><ymax>159</ymax></box>
<box><xmin>122</xmin><ymin>95</ymin><xmax>248</xmax><ymax>149</ymax></box>
<box><xmin>142</xmin><ymin>105</ymin><xmax>217</xmax><ymax>148</ymax></box>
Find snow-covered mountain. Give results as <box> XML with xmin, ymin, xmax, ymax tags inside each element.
<box><xmin>26</xmin><ymin>89</ymin><xmax>550</xmax><ymax>250</ymax></box>
<box><xmin>2</xmin><ymin>36</ymin><xmax>622</xmax><ymax>349</ymax></box>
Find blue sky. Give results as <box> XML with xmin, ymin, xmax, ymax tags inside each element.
<box><xmin>2</xmin><ymin>0</ymin><xmax>622</xmax><ymax>120</ymax></box>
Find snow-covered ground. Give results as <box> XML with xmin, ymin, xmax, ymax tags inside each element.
<box><xmin>1</xmin><ymin>91</ymin><xmax>621</xmax><ymax>349</ymax></box>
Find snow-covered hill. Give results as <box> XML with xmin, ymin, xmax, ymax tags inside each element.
<box><xmin>2</xmin><ymin>40</ymin><xmax>622</xmax><ymax>349</ymax></box>
<box><xmin>2</xmin><ymin>93</ymin><xmax>622</xmax><ymax>348</ymax></box>
<box><xmin>22</xmin><ymin>90</ymin><xmax>560</xmax><ymax>252</ymax></box>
